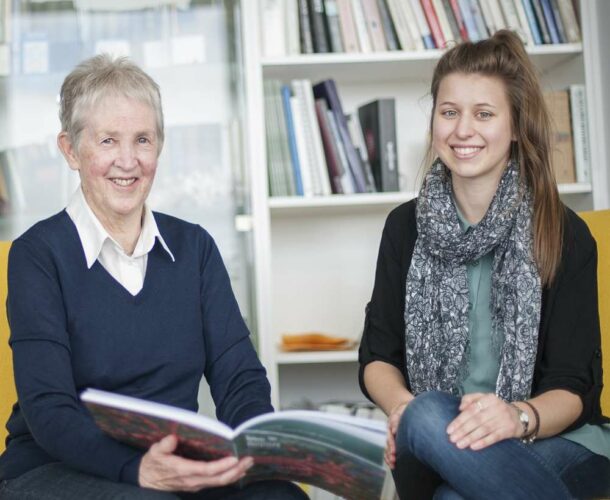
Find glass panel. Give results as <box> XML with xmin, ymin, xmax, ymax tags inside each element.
<box><xmin>0</xmin><ymin>1</ymin><xmax>255</xmax><ymax>342</ymax></box>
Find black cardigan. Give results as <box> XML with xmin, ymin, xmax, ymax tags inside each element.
<box><xmin>358</xmin><ymin>199</ymin><xmax>608</xmax><ymax>431</ymax></box>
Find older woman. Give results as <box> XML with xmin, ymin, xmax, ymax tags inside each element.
<box><xmin>0</xmin><ymin>55</ymin><xmax>307</xmax><ymax>499</ymax></box>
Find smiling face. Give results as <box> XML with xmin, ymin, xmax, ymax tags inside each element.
<box><xmin>432</xmin><ymin>73</ymin><xmax>515</xmax><ymax>190</ymax></box>
<box><xmin>59</xmin><ymin>95</ymin><xmax>159</xmax><ymax>232</ymax></box>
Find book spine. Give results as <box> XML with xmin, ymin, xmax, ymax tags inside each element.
<box><xmin>499</xmin><ymin>0</ymin><xmax>527</xmax><ymax>42</ymax></box>
<box><xmin>512</xmin><ymin>0</ymin><xmax>535</xmax><ymax>45</ymax></box>
<box><xmin>539</xmin><ymin>0</ymin><xmax>560</xmax><ymax>43</ymax></box>
<box><xmin>521</xmin><ymin>0</ymin><xmax>543</xmax><ymax>45</ymax></box>
<box><xmin>297</xmin><ymin>79</ymin><xmax>333</xmax><ymax>195</ymax></box>
<box><xmin>468</xmin><ymin>0</ymin><xmax>489</xmax><ymax>39</ymax></box>
<box><xmin>488</xmin><ymin>0</ymin><xmax>507</xmax><ymax>31</ymax></box>
<box><xmin>457</xmin><ymin>0</ymin><xmax>481</xmax><ymax>41</ymax></box>
<box><xmin>569</xmin><ymin>84</ymin><xmax>591</xmax><ymax>183</ymax></box>
<box><xmin>308</xmin><ymin>0</ymin><xmax>331</xmax><ymax>52</ymax></box>
<box><xmin>361</xmin><ymin>99</ymin><xmax>399</xmax><ymax>192</ymax></box>
<box><xmin>449</xmin><ymin>0</ymin><xmax>470</xmax><ymax>41</ymax></box>
<box><xmin>351</xmin><ymin>0</ymin><xmax>373</xmax><ymax>52</ymax></box>
<box><xmin>289</xmin><ymin>95</ymin><xmax>316</xmax><ymax>196</ymax></box>
<box><xmin>421</xmin><ymin>0</ymin><xmax>446</xmax><ymax>49</ymax></box>
<box><xmin>313</xmin><ymin>80</ymin><xmax>367</xmax><ymax>192</ymax></box>
<box><xmin>385</xmin><ymin>0</ymin><xmax>415</xmax><ymax>50</ymax></box>
<box><xmin>400</xmin><ymin>0</ymin><xmax>426</xmax><ymax>49</ymax></box>
<box><xmin>335</xmin><ymin>0</ymin><xmax>361</xmax><ymax>52</ymax></box>
<box><xmin>409</xmin><ymin>0</ymin><xmax>436</xmax><ymax>48</ymax></box>
<box><xmin>531</xmin><ymin>0</ymin><xmax>551</xmax><ymax>43</ymax></box>
<box><xmin>285</xmin><ymin>0</ymin><xmax>302</xmax><ymax>55</ymax></box>
<box><xmin>263</xmin><ymin>81</ymin><xmax>283</xmax><ymax>196</ymax></box>
<box><xmin>360</xmin><ymin>0</ymin><xmax>389</xmax><ymax>51</ymax></box>
<box><xmin>545</xmin><ymin>90</ymin><xmax>576</xmax><ymax>183</ymax></box>
<box><xmin>556</xmin><ymin>0</ymin><xmax>580</xmax><ymax>42</ymax></box>
<box><xmin>298</xmin><ymin>0</ymin><xmax>315</xmax><ymax>53</ymax></box>
<box><xmin>280</xmin><ymin>85</ymin><xmax>304</xmax><ymax>195</ymax></box>
<box><xmin>326</xmin><ymin>109</ymin><xmax>356</xmax><ymax>193</ymax></box>
<box><xmin>259</xmin><ymin>0</ymin><xmax>287</xmax><ymax>58</ymax></box>
<box><xmin>549</xmin><ymin>0</ymin><xmax>567</xmax><ymax>43</ymax></box>
<box><xmin>347</xmin><ymin>112</ymin><xmax>377</xmax><ymax>192</ymax></box>
<box><xmin>442</xmin><ymin>0</ymin><xmax>464</xmax><ymax>41</ymax></box>
<box><xmin>315</xmin><ymin>98</ymin><xmax>344</xmax><ymax>193</ymax></box>
<box><xmin>376</xmin><ymin>0</ymin><xmax>401</xmax><ymax>50</ymax></box>
<box><xmin>323</xmin><ymin>0</ymin><xmax>345</xmax><ymax>51</ymax></box>
<box><xmin>477</xmin><ymin>0</ymin><xmax>498</xmax><ymax>35</ymax></box>
<box><xmin>270</xmin><ymin>80</ymin><xmax>297</xmax><ymax>196</ymax></box>
<box><xmin>432</xmin><ymin>0</ymin><xmax>457</xmax><ymax>44</ymax></box>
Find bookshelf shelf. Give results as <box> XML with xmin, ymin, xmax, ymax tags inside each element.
<box><xmin>261</xmin><ymin>44</ymin><xmax>583</xmax><ymax>83</ymax></box>
<box><xmin>269</xmin><ymin>191</ymin><xmax>417</xmax><ymax>212</ymax></box>
<box><xmin>558</xmin><ymin>183</ymin><xmax>593</xmax><ymax>194</ymax></box>
<box><xmin>276</xmin><ymin>349</ymin><xmax>359</xmax><ymax>365</ymax></box>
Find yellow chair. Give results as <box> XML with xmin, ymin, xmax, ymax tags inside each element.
<box><xmin>0</xmin><ymin>241</ymin><xmax>14</xmax><ymax>453</ymax></box>
<box><xmin>580</xmin><ymin>210</ymin><xmax>610</xmax><ymax>415</ymax></box>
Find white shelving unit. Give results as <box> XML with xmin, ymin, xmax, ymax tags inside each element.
<box><xmin>241</xmin><ymin>1</ymin><xmax>610</xmax><ymax>410</ymax></box>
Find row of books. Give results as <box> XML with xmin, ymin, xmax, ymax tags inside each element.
<box><xmin>545</xmin><ymin>84</ymin><xmax>590</xmax><ymax>185</ymax></box>
<box><xmin>261</xmin><ymin>0</ymin><xmax>582</xmax><ymax>57</ymax></box>
<box><xmin>264</xmin><ymin>78</ymin><xmax>399</xmax><ymax>198</ymax></box>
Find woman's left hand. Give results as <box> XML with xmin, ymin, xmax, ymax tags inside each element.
<box><xmin>446</xmin><ymin>393</ymin><xmax>521</xmax><ymax>451</ymax></box>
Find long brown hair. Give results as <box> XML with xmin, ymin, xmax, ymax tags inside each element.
<box><xmin>428</xmin><ymin>30</ymin><xmax>564</xmax><ymax>286</ymax></box>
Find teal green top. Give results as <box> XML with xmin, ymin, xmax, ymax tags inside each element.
<box><xmin>456</xmin><ymin>208</ymin><xmax>610</xmax><ymax>459</ymax></box>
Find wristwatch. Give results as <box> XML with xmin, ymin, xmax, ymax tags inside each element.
<box><xmin>511</xmin><ymin>403</ymin><xmax>530</xmax><ymax>441</ymax></box>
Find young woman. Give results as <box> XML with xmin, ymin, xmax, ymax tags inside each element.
<box><xmin>359</xmin><ymin>30</ymin><xmax>610</xmax><ymax>499</ymax></box>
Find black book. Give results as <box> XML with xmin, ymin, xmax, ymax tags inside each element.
<box><xmin>308</xmin><ymin>0</ymin><xmax>331</xmax><ymax>53</ymax></box>
<box><xmin>357</xmin><ymin>98</ymin><xmax>399</xmax><ymax>192</ymax></box>
<box><xmin>298</xmin><ymin>0</ymin><xmax>315</xmax><ymax>53</ymax></box>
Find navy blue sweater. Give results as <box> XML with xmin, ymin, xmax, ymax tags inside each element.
<box><xmin>0</xmin><ymin>210</ymin><xmax>272</xmax><ymax>484</ymax></box>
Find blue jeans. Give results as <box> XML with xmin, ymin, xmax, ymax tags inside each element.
<box><xmin>393</xmin><ymin>391</ymin><xmax>610</xmax><ymax>500</ymax></box>
<box><xmin>0</xmin><ymin>462</ymin><xmax>309</xmax><ymax>499</ymax></box>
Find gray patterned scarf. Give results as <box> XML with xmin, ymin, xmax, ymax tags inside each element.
<box><xmin>405</xmin><ymin>159</ymin><xmax>541</xmax><ymax>402</ymax></box>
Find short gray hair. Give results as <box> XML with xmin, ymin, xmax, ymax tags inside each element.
<box><xmin>59</xmin><ymin>54</ymin><xmax>164</xmax><ymax>153</ymax></box>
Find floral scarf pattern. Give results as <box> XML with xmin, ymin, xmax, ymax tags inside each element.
<box><xmin>404</xmin><ymin>159</ymin><xmax>541</xmax><ymax>402</ymax></box>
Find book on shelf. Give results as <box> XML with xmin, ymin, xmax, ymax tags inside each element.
<box><xmin>297</xmin><ymin>0</ymin><xmax>315</xmax><ymax>53</ymax></box>
<box><xmin>360</xmin><ymin>0</ymin><xmax>388</xmax><ymax>52</ymax></box>
<box><xmin>313</xmin><ymin>79</ymin><xmax>371</xmax><ymax>193</ymax></box>
<box><xmin>81</xmin><ymin>388</ymin><xmax>389</xmax><ymax>500</ymax></box>
<box><xmin>323</xmin><ymin>0</ymin><xmax>344</xmax><ymax>52</ymax></box>
<box><xmin>519</xmin><ymin>0</ymin><xmax>544</xmax><ymax>45</ymax></box>
<box><xmin>291</xmin><ymin>79</ymin><xmax>333</xmax><ymax>196</ymax></box>
<box><xmin>385</xmin><ymin>0</ymin><xmax>414</xmax><ymax>51</ymax></box>
<box><xmin>556</xmin><ymin>0</ymin><xmax>580</xmax><ymax>43</ymax></box>
<box><xmin>347</xmin><ymin>112</ymin><xmax>377</xmax><ymax>192</ymax></box>
<box><xmin>499</xmin><ymin>0</ymin><xmax>528</xmax><ymax>44</ymax></box>
<box><xmin>569</xmin><ymin>84</ymin><xmax>591</xmax><ymax>184</ymax></box>
<box><xmin>431</xmin><ymin>0</ymin><xmax>458</xmax><ymax>45</ymax></box>
<box><xmin>376</xmin><ymin>0</ymin><xmax>401</xmax><ymax>51</ymax></box>
<box><xmin>468</xmin><ymin>0</ymin><xmax>490</xmax><ymax>40</ymax></box>
<box><xmin>308</xmin><ymin>0</ymin><xmax>331</xmax><ymax>53</ymax></box>
<box><xmin>456</xmin><ymin>0</ymin><xmax>481</xmax><ymax>42</ymax></box>
<box><xmin>280</xmin><ymin>84</ymin><xmax>305</xmax><ymax>196</ymax></box>
<box><xmin>539</xmin><ymin>0</ymin><xmax>561</xmax><ymax>44</ymax></box>
<box><xmin>421</xmin><ymin>0</ymin><xmax>446</xmax><ymax>49</ymax></box>
<box><xmin>409</xmin><ymin>0</ymin><xmax>435</xmax><ymax>48</ymax></box>
<box><xmin>447</xmin><ymin>0</ymin><xmax>469</xmax><ymax>42</ymax></box>
<box><xmin>549</xmin><ymin>0</ymin><xmax>568</xmax><ymax>43</ymax></box>
<box><xmin>335</xmin><ymin>0</ymin><xmax>360</xmax><ymax>52</ymax></box>
<box><xmin>544</xmin><ymin>89</ymin><xmax>576</xmax><ymax>184</ymax></box>
<box><xmin>315</xmin><ymin>98</ymin><xmax>346</xmax><ymax>193</ymax></box>
<box><xmin>357</xmin><ymin>98</ymin><xmax>399</xmax><ymax>192</ymax></box>
<box><xmin>530</xmin><ymin>0</ymin><xmax>552</xmax><ymax>44</ymax></box>
<box><xmin>326</xmin><ymin>106</ymin><xmax>357</xmax><ymax>194</ymax></box>
<box><xmin>350</xmin><ymin>0</ymin><xmax>373</xmax><ymax>53</ymax></box>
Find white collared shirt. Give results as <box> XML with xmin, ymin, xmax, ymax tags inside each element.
<box><xmin>66</xmin><ymin>187</ymin><xmax>175</xmax><ymax>296</ymax></box>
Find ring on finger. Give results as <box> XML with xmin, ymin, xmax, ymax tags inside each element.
<box><xmin>476</xmin><ymin>400</ymin><xmax>484</xmax><ymax>412</ymax></box>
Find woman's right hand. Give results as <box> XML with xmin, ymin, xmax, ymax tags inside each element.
<box><xmin>139</xmin><ymin>435</ymin><xmax>253</xmax><ymax>492</ymax></box>
<box><xmin>385</xmin><ymin>401</ymin><xmax>409</xmax><ymax>469</ymax></box>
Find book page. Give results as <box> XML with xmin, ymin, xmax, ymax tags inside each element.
<box><xmin>234</xmin><ymin>410</ymin><xmax>386</xmax><ymax>499</ymax></box>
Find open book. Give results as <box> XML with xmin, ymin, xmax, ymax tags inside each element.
<box><xmin>81</xmin><ymin>389</ymin><xmax>391</xmax><ymax>500</ymax></box>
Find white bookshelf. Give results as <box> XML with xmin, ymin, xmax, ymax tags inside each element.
<box><xmin>242</xmin><ymin>1</ymin><xmax>610</xmax><ymax>410</ymax></box>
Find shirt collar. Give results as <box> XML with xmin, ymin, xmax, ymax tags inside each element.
<box><xmin>65</xmin><ymin>186</ymin><xmax>175</xmax><ymax>268</ymax></box>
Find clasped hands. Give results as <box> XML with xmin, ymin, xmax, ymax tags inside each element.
<box><xmin>385</xmin><ymin>393</ymin><xmax>523</xmax><ymax>469</ymax></box>
<box><xmin>139</xmin><ymin>435</ymin><xmax>253</xmax><ymax>492</ymax></box>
